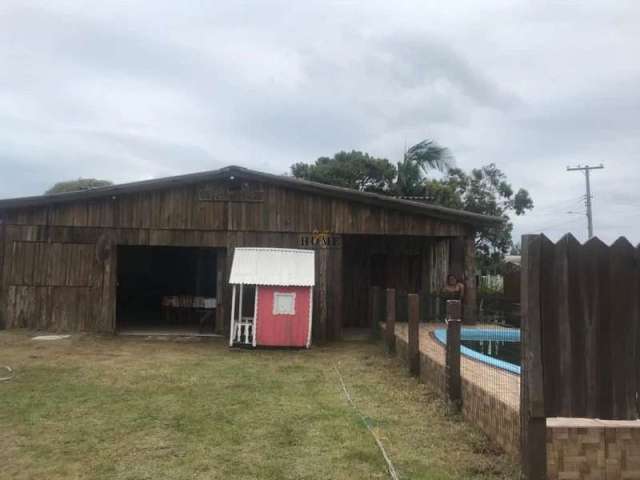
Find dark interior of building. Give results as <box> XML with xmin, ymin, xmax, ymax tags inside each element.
<box><xmin>116</xmin><ymin>246</ymin><xmax>217</xmax><ymax>334</ymax></box>
<box><xmin>342</xmin><ymin>235</ymin><xmax>425</xmax><ymax>329</ymax></box>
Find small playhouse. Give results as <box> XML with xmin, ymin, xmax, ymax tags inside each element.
<box><xmin>228</xmin><ymin>247</ymin><xmax>315</xmax><ymax>348</ymax></box>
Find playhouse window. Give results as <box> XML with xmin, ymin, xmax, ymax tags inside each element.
<box><xmin>273</xmin><ymin>292</ymin><xmax>296</xmax><ymax>315</ymax></box>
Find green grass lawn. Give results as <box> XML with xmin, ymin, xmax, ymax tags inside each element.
<box><xmin>0</xmin><ymin>332</ymin><xmax>518</xmax><ymax>480</ymax></box>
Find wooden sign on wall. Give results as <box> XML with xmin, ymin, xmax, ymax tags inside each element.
<box><xmin>298</xmin><ymin>230</ymin><xmax>341</xmax><ymax>249</ymax></box>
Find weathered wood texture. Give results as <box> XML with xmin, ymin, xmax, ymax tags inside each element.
<box><xmin>369</xmin><ymin>286</ymin><xmax>382</xmax><ymax>338</ymax></box>
<box><xmin>521</xmin><ymin>233</ymin><xmax>640</xmax><ymax>478</ymax></box>
<box><xmin>463</xmin><ymin>236</ymin><xmax>477</xmax><ymax>323</ymax></box>
<box><xmin>4</xmin><ymin>180</ymin><xmax>467</xmax><ymax>236</ymax></box>
<box><xmin>449</xmin><ymin>237</ymin><xmax>477</xmax><ymax>324</ymax></box>
<box><xmin>343</xmin><ymin>235</ymin><xmax>453</xmax><ymax>329</ymax></box>
<box><xmin>0</xmin><ymin>225</ymin><xmax>342</xmax><ymax>337</ymax></box>
<box><xmin>0</xmin><ymin>178</ymin><xmax>473</xmax><ymax>338</ymax></box>
<box><xmin>527</xmin><ymin>234</ymin><xmax>640</xmax><ymax>420</ymax></box>
<box><xmin>520</xmin><ymin>234</ymin><xmax>547</xmax><ymax>480</ymax></box>
<box><xmin>385</xmin><ymin>288</ymin><xmax>396</xmax><ymax>355</ymax></box>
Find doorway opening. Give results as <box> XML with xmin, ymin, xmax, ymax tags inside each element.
<box><xmin>116</xmin><ymin>246</ymin><xmax>218</xmax><ymax>335</ymax></box>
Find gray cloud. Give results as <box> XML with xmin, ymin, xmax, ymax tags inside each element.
<box><xmin>0</xmin><ymin>0</ymin><xmax>639</xmax><ymax>245</ymax></box>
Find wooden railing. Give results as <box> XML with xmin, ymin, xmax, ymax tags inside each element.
<box><xmin>369</xmin><ymin>286</ymin><xmax>462</xmax><ymax>408</ymax></box>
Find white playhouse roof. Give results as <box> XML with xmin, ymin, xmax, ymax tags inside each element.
<box><xmin>229</xmin><ymin>248</ymin><xmax>316</xmax><ymax>287</ymax></box>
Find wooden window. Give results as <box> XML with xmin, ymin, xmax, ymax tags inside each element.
<box><xmin>273</xmin><ymin>292</ymin><xmax>296</xmax><ymax>315</ymax></box>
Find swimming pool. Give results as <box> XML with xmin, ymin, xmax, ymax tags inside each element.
<box><xmin>434</xmin><ymin>327</ymin><xmax>521</xmax><ymax>375</ymax></box>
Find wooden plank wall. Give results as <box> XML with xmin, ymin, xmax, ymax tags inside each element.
<box><xmin>3</xmin><ymin>180</ymin><xmax>467</xmax><ymax>237</ymax></box>
<box><xmin>429</xmin><ymin>238</ymin><xmax>450</xmax><ymax>293</ymax></box>
<box><xmin>342</xmin><ymin>235</ymin><xmax>454</xmax><ymax>328</ymax></box>
<box><xmin>0</xmin><ymin>227</ymin><xmax>114</xmax><ymax>332</ymax></box>
<box><xmin>0</xmin><ymin>179</ymin><xmax>473</xmax><ymax>338</ymax></box>
<box><xmin>0</xmin><ymin>224</ymin><xmax>346</xmax><ymax>340</ymax></box>
<box><xmin>523</xmin><ymin>233</ymin><xmax>640</xmax><ymax>421</ymax></box>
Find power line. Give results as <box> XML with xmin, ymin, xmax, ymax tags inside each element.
<box><xmin>529</xmin><ymin>216</ymin><xmax>584</xmax><ymax>233</ymax></box>
<box><xmin>567</xmin><ymin>164</ymin><xmax>604</xmax><ymax>239</ymax></box>
<box><xmin>530</xmin><ymin>195</ymin><xmax>586</xmax><ymax>215</ymax></box>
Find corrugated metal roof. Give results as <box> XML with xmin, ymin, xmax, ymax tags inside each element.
<box><xmin>229</xmin><ymin>248</ymin><xmax>315</xmax><ymax>286</ymax></box>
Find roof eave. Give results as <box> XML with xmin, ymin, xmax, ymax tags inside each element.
<box><xmin>0</xmin><ymin>165</ymin><xmax>503</xmax><ymax>226</ymax></box>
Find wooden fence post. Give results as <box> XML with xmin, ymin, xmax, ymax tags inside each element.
<box><xmin>385</xmin><ymin>288</ymin><xmax>396</xmax><ymax>355</ymax></box>
<box><xmin>520</xmin><ymin>234</ymin><xmax>547</xmax><ymax>480</ymax></box>
<box><xmin>408</xmin><ymin>293</ymin><xmax>420</xmax><ymax>376</ymax></box>
<box><xmin>445</xmin><ymin>300</ymin><xmax>462</xmax><ymax>409</ymax></box>
<box><xmin>370</xmin><ymin>286</ymin><xmax>381</xmax><ymax>339</ymax></box>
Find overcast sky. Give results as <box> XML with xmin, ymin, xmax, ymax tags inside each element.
<box><xmin>1</xmin><ymin>1</ymin><xmax>638</xmax><ymax>244</ymax></box>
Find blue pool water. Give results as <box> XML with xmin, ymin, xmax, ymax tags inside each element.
<box><xmin>434</xmin><ymin>328</ymin><xmax>521</xmax><ymax>375</ymax></box>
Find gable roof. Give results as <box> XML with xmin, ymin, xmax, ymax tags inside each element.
<box><xmin>229</xmin><ymin>248</ymin><xmax>315</xmax><ymax>286</ymax></box>
<box><xmin>0</xmin><ymin>165</ymin><xmax>501</xmax><ymax>226</ymax></box>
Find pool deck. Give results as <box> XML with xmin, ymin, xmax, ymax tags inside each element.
<box><xmin>393</xmin><ymin>323</ymin><xmax>520</xmax><ymax>410</ymax></box>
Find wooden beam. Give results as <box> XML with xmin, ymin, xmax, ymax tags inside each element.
<box><xmin>98</xmin><ymin>236</ymin><xmax>116</xmax><ymax>333</ymax></box>
<box><xmin>315</xmin><ymin>247</ymin><xmax>328</xmax><ymax>344</ymax></box>
<box><xmin>370</xmin><ymin>286</ymin><xmax>381</xmax><ymax>339</ymax></box>
<box><xmin>445</xmin><ymin>300</ymin><xmax>462</xmax><ymax>409</ymax></box>
<box><xmin>449</xmin><ymin>237</ymin><xmax>465</xmax><ymax>280</ymax></box>
<box><xmin>463</xmin><ymin>235</ymin><xmax>477</xmax><ymax>324</ymax></box>
<box><xmin>385</xmin><ymin>288</ymin><xmax>396</xmax><ymax>355</ymax></box>
<box><xmin>520</xmin><ymin>234</ymin><xmax>547</xmax><ymax>480</ymax></box>
<box><xmin>408</xmin><ymin>293</ymin><xmax>420</xmax><ymax>376</ymax></box>
<box><xmin>216</xmin><ymin>248</ymin><xmax>227</xmax><ymax>335</ymax></box>
<box><xmin>330</xmin><ymin>238</ymin><xmax>343</xmax><ymax>340</ymax></box>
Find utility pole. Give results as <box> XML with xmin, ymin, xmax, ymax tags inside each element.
<box><xmin>566</xmin><ymin>164</ymin><xmax>604</xmax><ymax>239</ymax></box>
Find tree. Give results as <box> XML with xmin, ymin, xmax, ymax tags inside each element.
<box><xmin>395</xmin><ymin>140</ymin><xmax>453</xmax><ymax>195</ymax></box>
<box><xmin>292</xmin><ymin>143</ymin><xmax>533</xmax><ymax>271</ymax></box>
<box><xmin>423</xmin><ymin>164</ymin><xmax>533</xmax><ymax>271</ymax></box>
<box><xmin>45</xmin><ymin>178</ymin><xmax>113</xmax><ymax>195</ymax></box>
<box><xmin>291</xmin><ymin>151</ymin><xmax>396</xmax><ymax>193</ymax></box>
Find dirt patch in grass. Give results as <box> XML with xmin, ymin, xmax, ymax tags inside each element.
<box><xmin>0</xmin><ymin>331</ymin><xmax>518</xmax><ymax>479</ymax></box>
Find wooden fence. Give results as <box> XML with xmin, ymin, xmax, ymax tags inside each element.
<box><xmin>521</xmin><ymin>234</ymin><xmax>640</xmax><ymax>479</ymax></box>
<box><xmin>370</xmin><ymin>286</ymin><xmax>462</xmax><ymax>407</ymax></box>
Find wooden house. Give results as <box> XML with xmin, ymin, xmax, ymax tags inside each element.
<box><xmin>228</xmin><ymin>247</ymin><xmax>314</xmax><ymax>348</ymax></box>
<box><xmin>0</xmin><ymin>165</ymin><xmax>501</xmax><ymax>341</ymax></box>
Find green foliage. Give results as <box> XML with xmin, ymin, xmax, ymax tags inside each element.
<box><xmin>404</xmin><ymin>139</ymin><xmax>453</xmax><ymax>174</ymax></box>
<box><xmin>424</xmin><ymin>164</ymin><xmax>533</xmax><ymax>270</ymax></box>
<box><xmin>395</xmin><ymin>140</ymin><xmax>452</xmax><ymax>196</ymax></box>
<box><xmin>45</xmin><ymin>178</ymin><xmax>113</xmax><ymax>195</ymax></box>
<box><xmin>292</xmin><ymin>143</ymin><xmax>533</xmax><ymax>271</ymax></box>
<box><xmin>291</xmin><ymin>151</ymin><xmax>396</xmax><ymax>193</ymax></box>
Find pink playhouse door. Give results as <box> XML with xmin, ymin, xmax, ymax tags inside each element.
<box><xmin>255</xmin><ymin>286</ymin><xmax>312</xmax><ymax>347</ymax></box>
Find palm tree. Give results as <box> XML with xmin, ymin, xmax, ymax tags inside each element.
<box><xmin>395</xmin><ymin>139</ymin><xmax>453</xmax><ymax>196</ymax></box>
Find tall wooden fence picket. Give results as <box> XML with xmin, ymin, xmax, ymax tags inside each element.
<box><xmin>520</xmin><ymin>234</ymin><xmax>640</xmax><ymax>480</ymax></box>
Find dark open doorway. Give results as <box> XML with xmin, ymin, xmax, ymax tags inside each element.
<box><xmin>342</xmin><ymin>235</ymin><xmax>425</xmax><ymax>329</ymax></box>
<box><xmin>116</xmin><ymin>246</ymin><xmax>218</xmax><ymax>335</ymax></box>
